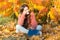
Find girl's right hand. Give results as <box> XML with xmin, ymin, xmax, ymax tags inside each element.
<box><xmin>22</xmin><ymin>11</ymin><xmax>27</xmax><ymax>15</ymax></box>
<box><xmin>23</xmin><ymin>10</ymin><xmax>29</xmax><ymax>15</ymax></box>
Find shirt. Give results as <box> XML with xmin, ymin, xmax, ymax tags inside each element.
<box><xmin>18</xmin><ymin>12</ymin><xmax>37</xmax><ymax>29</ymax></box>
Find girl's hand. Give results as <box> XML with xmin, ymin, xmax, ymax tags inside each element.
<box><xmin>23</xmin><ymin>10</ymin><xmax>29</xmax><ymax>15</ymax></box>
<box><xmin>22</xmin><ymin>11</ymin><xmax>27</xmax><ymax>15</ymax></box>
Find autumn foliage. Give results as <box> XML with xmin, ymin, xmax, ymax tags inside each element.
<box><xmin>0</xmin><ymin>0</ymin><xmax>60</xmax><ymax>40</ymax></box>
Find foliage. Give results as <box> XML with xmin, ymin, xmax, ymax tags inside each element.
<box><xmin>0</xmin><ymin>0</ymin><xmax>60</xmax><ymax>40</ymax></box>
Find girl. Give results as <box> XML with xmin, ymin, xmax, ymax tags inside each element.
<box><xmin>16</xmin><ymin>4</ymin><xmax>42</xmax><ymax>36</ymax></box>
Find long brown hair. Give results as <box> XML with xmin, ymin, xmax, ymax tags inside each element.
<box><xmin>20</xmin><ymin>4</ymin><xmax>30</xmax><ymax>29</ymax></box>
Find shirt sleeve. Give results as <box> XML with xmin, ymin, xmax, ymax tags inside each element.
<box><xmin>30</xmin><ymin>12</ymin><xmax>38</xmax><ymax>28</ymax></box>
<box><xmin>18</xmin><ymin>13</ymin><xmax>25</xmax><ymax>26</ymax></box>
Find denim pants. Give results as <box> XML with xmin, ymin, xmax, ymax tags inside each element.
<box><xmin>16</xmin><ymin>25</ymin><xmax>42</xmax><ymax>35</ymax></box>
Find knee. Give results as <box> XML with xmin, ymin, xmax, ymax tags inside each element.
<box><xmin>36</xmin><ymin>25</ymin><xmax>42</xmax><ymax>31</ymax></box>
<box><xmin>16</xmin><ymin>25</ymin><xmax>19</xmax><ymax>30</ymax></box>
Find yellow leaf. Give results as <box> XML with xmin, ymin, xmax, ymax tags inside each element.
<box><xmin>14</xmin><ymin>12</ymin><xmax>19</xmax><ymax>17</ymax></box>
<box><xmin>47</xmin><ymin>8</ymin><xmax>56</xmax><ymax>20</ymax></box>
<box><xmin>33</xmin><ymin>4</ymin><xmax>44</xmax><ymax>10</ymax></box>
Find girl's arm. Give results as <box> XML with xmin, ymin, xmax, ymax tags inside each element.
<box><xmin>30</xmin><ymin>12</ymin><xmax>38</xmax><ymax>29</ymax></box>
<box><xmin>18</xmin><ymin>13</ymin><xmax>25</xmax><ymax>26</ymax></box>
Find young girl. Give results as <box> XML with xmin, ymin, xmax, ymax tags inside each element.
<box><xmin>16</xmin><ymin>4</ymin><xmax>42</xmax><ymax>36</ymax></box>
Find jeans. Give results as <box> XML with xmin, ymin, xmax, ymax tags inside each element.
<box><xmin>16</xmin><ymin>25</ymin><xmax>42</xmax><ymax>34</ymax></box>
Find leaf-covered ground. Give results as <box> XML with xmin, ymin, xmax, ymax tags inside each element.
<box><xmin>0</xmin><ymin>17</ymin><xmax>60</xmax><ymax>40</ymax></box>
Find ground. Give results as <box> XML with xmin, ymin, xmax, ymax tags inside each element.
<box><xmin>0</xmin><ymin>17</ymin><xmax>60</xmax><ymax>40</ymax></box>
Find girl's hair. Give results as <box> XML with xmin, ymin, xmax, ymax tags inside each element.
<box><xmin>20</xmin><ymin>4</ymin><xmax>29</xmax><ymax>29</ymax></box>
<box><xmin>20</xmin><ymin>4</ymin><xmax>29</xmax><ymax>13</ymax></box>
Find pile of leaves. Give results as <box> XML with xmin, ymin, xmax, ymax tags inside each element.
<box><xmin>0</xmin><ymin>17</ymin><xmax>60</xmax><ymax>40</ymax></box>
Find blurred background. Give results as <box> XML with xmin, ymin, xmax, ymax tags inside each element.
<box><xmin>0</xmin><ymin>0</ymin><xmax>60</xmax><ymax>40</ymax></box>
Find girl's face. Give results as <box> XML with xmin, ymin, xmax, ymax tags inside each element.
<box><xmin>23</xmin><ymin>7</ymin><xmax>29</xmax><ymax>14</ymax></box>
